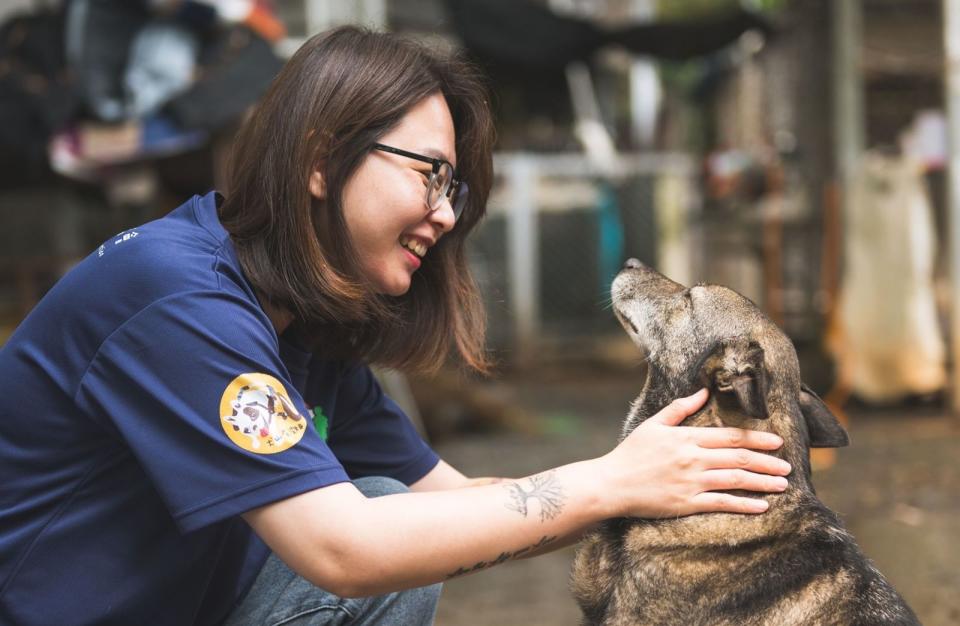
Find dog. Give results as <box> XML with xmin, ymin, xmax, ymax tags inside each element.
<box><xmin>570</xmin><ymin>260</ymin><xmax>920</xmax><ymax>626</ymax></box>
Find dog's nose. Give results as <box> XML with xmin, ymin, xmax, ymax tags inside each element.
<box><xmin>624</xmin><ymin>258</ymin><xmax>644</xmax><ymax>270</ymax></box>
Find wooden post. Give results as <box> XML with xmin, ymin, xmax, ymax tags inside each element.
<box><xmin>944</xmin><ymin>0</ymin><xmax>960</xmax><ymax>415</ymax></box>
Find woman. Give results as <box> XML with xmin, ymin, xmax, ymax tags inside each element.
<box><xmin>0</xmin><ymin>27</ymin><xmax>790</xmax><ymax>625</ymax></box>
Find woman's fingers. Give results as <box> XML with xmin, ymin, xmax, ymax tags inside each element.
<box><xmin>690</xmin><ymin>492</ymin><xmax>770</xmax><ymax>514</ymax></box>
<box><xmin>700</xmin><ymin>448</ymin><xmax>792</xmax><ymax>476</ymax></box>
<box><xmin>700</xmin><ymin>469</ymin><xmax>789</xmax><ymax>493</ymax></box>
<box><xmin>646</xmin><ymin>388</ymin><xmax>709</xmax><ymax>426</ymax></box>
<box><xmin>692</xmin><ymin>426</ymin><xmax>785</xmax><ymax>452</ymax></box>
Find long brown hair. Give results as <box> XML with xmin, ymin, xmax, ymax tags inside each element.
<box><xmin>219</xmin><ymin>26</ymin><xmax>495</xmax><ymax>373</ymax></box>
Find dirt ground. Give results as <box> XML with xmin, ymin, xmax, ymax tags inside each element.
<box><xmin>430</xmin><ymin>366</ymin><xmax>960</xmax><ymax>626</ymax></box>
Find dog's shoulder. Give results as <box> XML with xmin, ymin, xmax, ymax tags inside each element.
<box><xmin>572</xmin><ymin>499</ymin><xmax>920</xmax><ymax>626</ymax></box>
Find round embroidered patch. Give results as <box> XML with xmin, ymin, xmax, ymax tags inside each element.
<box><xmin>219</xmin><ymin>373</ymin><xmax>307</xmax><ymax>454</ymax></box>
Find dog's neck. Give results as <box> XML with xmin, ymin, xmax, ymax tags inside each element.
<box><xmin>614</xmin><ymin>496</ymin><xmax>814</xmax><ymax>551</ymax></box>
<box><xmin>624</xmin><ymin>364</ymin><xmax>816</xmax><ymax>495</ymax></box>
<box><xmin>621</xmin><ymin>365</ymin><xmax>677</xmax><ymax>438</ymax></box>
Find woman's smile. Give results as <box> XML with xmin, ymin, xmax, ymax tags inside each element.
<box><xmin>399</xmin><ymin>235</ymin><xmax>428</xmax><ymax>258</ymax></box>
<box><xmin>399</xmin><ymin>242</ymin><xmax>422</xmax><ymax>270</ymax></box>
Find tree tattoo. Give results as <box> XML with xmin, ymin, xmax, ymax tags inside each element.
<box><xmin>503</xmin><ymin>471</ymin><xmax>565</xmax><ymax>522</ymax></box>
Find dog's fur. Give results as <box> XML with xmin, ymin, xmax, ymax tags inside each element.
<box><xmin>570</xmin><ymin>262</ymin><xmax>919</xmax><ymax>626</ymax></box>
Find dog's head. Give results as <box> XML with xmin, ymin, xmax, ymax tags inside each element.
<box><xmin>612</xmin><ymin>261</ymin><xmax>847</xmax><ymax>471</ymax></box>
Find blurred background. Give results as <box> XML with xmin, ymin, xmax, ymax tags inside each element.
<box><xmin>1</xmin><ymin>0</ymin><xmax>958</xmax><ymax>624</ymax></box>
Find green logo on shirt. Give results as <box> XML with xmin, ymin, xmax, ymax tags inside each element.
<box><xmin>311</xmin><ymin>406</ymin><xmax>329</xmax><ymax>441</ymax></box>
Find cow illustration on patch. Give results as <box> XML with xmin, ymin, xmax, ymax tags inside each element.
<box><xmin>219</xmin><ymin>373</ymin><xmax>307</xmax><ymax>454</ymax></box>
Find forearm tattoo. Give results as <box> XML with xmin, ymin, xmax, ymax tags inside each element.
<box><xmin>445</xmin><ymin>535</ymin><xmax>558</xmax><ymax>579</ymax></box>
<box><xmin>503</xmin><ymin>470</ymin><xmax>566</xmax><ymax>522</ymax></box>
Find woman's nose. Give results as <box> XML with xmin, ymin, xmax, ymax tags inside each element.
<box><xmin>428</xmin><ymin>198</ymin><xmax>456</xmax><ymax>233</ymax></box>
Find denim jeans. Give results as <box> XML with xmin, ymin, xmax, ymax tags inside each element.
<box><xmin>224</xmin><ymin>477</ymin><xmax>442</xmax><ymax>626</ymax></box>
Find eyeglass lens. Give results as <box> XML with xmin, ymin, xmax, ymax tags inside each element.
<box><xmin>451</xmin><ymin>181</ymin><xmax>468</xmax><ymax>220</ymax></box>
<box><xmin>424</xmin><ymin>162</ymin><xmax>468</xmax><ymax>222</ymax></box>
<box><xmin>426</xmin><ymin>162</ymin><xmax>467</xmax><ymax>219</ymax></box>
<box><xmin>426</xmin><ymin>163</ymin><xmax>452</xmax><ymax>209</ymax></box>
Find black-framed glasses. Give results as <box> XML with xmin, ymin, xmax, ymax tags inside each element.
<box><xmin>372</xmin><ymin>143</ymin><xmax>468</xmax><ymax>222</ymax></box>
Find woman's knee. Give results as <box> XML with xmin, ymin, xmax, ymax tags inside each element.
<box><xmin>344</xmin><ymin>581</ymin><xmax>442</xmax><ymax>625</ymax></box>
<box><xmin>353</xmin><ymin>476</ymin><xmax>409</xmax><ymax>498</ymax></box>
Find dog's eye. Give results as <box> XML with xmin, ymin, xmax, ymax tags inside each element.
<box><xmin>627</xmin><ymin>319</ymin><xmax>639</xmax><ymax>334</ymax></box>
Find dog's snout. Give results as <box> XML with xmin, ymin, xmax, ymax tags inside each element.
<box><xmin>614</xmin><ymin>259</ymin><xmax>688</xmax><ymax>302</ymax></box>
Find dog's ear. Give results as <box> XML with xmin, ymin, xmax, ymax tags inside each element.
<box><xmin>699</xmin><ymin>340</ymin><xmax>768</xmax><ymax>419</ymax></box>
<box><xmin>799</xmin><ymin>383</ymin><xmax>849</xmax><ymax>448</ymax></box>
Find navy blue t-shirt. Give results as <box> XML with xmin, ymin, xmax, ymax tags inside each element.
<box><xmin>0</xmin><ymin>192</ymin><xmax>439</xmax><ymax>625</ymax></box>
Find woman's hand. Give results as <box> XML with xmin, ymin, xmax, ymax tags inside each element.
<box><xmin>597</xmin><ymin>388</ymin><xmax>791</xmax><ymax>518</ymax></box>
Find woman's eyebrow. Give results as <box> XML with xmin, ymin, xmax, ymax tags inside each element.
<box><xmin>420</xmin><ymin>147</ymin><xmax>455</xmax><ymax>167</ymax></box>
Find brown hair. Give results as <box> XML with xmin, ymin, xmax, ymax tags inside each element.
<box><xmin>219</xmin><ymin>26</ymin><xmax>494</xmax><ymax>373</ymax></box>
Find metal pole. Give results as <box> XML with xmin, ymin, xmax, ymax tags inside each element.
<box><xmin>506</xmin><ymin>155</ymin><xmax>539</xmax><ymax>367</ymax></box>
<box><xmin>832</xmin><ymin>0</ymin><xmax>864</xmax><ymax>201</ymax></box>
<box><xmin>944</xmin><ymin>0</ymin><xmax>960</xmax><ymax>414</ymax></box>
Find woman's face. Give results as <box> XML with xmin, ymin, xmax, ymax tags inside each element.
<box><xmin>317</xmin><ymin>93</ymin><xmax>458</xmax><ymax>296</ymax></box>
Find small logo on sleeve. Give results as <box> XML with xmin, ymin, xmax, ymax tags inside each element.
<box><xmin>311</xmin><ymin>406</ymin><xmax>329</xmax><ymax>441</ymax></box>
<box><xmin>219</xmin><ymin>373</ymin><xmax>307</xmax><ymax>454</ymax></box>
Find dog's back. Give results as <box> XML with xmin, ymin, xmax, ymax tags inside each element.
<box><xmin>571</xmin><ymin>262</ymin><xmax>919</xmax><ymax>626</ymax></box>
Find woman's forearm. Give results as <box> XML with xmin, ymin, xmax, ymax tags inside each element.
<box><xmin>247</xmin><ymin>459</ymin><xmax>608</xmax><ymax>597</ymax></box>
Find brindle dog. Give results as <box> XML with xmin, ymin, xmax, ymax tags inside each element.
<box><xmin>571</xmin><ymin>260</ymin><xmax>919</xmax><ymax>626</ymax></box>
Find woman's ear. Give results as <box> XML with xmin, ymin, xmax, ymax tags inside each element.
<box><xmin>309</xmin><ymin>169</ymin><xmax>326</xmax><ymax>200</ymax></box>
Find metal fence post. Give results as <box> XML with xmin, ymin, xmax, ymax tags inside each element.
<box><xmin>506</xmin><ymin>155</ymin><xmax>539</xmax><ymax>366</ymax></box>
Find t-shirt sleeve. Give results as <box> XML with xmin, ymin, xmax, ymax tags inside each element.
<box><xmin>323</xmin><ymin>362</ymin><xmax>440</xmax><ymax>486</ymax></box>
<box><xmin>75</xmin><ymin>290</ymin><xmax>350</xmax><ymax>533</ymax></box>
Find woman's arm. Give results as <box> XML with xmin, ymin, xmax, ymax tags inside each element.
<box><xmin>243</xmin><ymin>389</ymin><xmax>790</xmax><ymax>597</ymax></box>
<box><xmin>409</xmin><ymin>459</ymin><xmax>483</xmax><ymax>491</ymax></box>
<box><xmin>410</xmin><ymin>459</ymin><xmax>512</xmax><ymax>491</ymax></box>
<box><xmin>410</xmin><ymin>453</ymin><xmax>592</xmax><ymax>556</ymax></box>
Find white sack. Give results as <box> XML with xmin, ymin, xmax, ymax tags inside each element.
<box><xmin>835</xmin><ymin>152</ymin><xmax>945</xmax><ymax>402</ymax></box>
